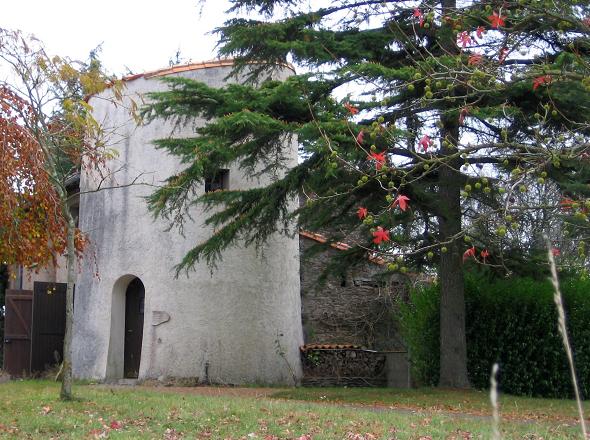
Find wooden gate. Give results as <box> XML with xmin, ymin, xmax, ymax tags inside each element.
<box><xmin>3</xmin><ymin>290</ymin><xmax>33</xmax><ymax>376</ymax></box>
<box><xmin>31</xmin><ymin>282</ymin><xmax>66</xmax><ymax>372</ymax></box>
<box><xmin>3</xmin><ymin>283</ymin><xmax>67</xmax><ymax>376</ymax></box>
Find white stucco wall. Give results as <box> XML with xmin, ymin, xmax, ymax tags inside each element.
<box><xmin>72</xmin><ymin>62</ymin><xmax>303</xmax><ymax>385</ymax></box>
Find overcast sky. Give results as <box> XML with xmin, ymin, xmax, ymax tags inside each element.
<box><xmin>3</xmin><ymin>0</ymin><xmax>232</xmax><ymax>76</ymax></box>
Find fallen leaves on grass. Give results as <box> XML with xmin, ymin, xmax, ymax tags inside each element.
<box><xmin>109</xmin><ymin>420</ymin><xmax>123</xmax><ymax>430</ymax></box>
<box><xmin>0</xmin><ymin>424</ymin><xmax>19</xmax><ymax>435</ymax></box>
<box><xmin>87</xmin><ymin>428</ymin><xmax>108</xmax><ymax>439</ymax></box>
<box><xmin>345</xmin><ymin>432</ymin><xmax>378</xmax><ymax>440</ymax></box>
<box><xmin>445</xmin><ymin>429</ymin><xmax>473</xmax><ymax>439</ymax></box>
<box><xmin>168</xmin><ymin>406</ymin><xmax>181</xmax><ymax>421</ymax></box>
<box><xmin>164</xmin><ymin>428</ymin><xmax>183</xmax><ymax>439</ymax></box>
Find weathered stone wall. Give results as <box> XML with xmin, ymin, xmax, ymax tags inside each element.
<box><xmin>299</xmin><ymin>237</ymin><xmax>407</xmax><ymax>352</ymax></box>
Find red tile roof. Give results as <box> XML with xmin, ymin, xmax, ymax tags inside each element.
<box><xmin>122</xmin><ymin>59</ymin><xmax>237</xmax><ymax>82</ymax></box>
<box><xmin>299</xmin><ymin>230</ymin><xmax>387</xmax><ymax>266</ymax></box>
<box><xmin>87</xmin><ymin>58</ymin><xmax>295</xmax><ymax>101</ymax></box>
<box><xmin>122</xmin><ymin>58</ymin><xmax>295</xmax><ymax>83</ymax></box>
<box><xmin>300</xmin><ymin>343</ymin><xmax>362</xmax><ymax>351</ymax></box>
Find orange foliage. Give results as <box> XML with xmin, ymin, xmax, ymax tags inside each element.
<box><xmin>0</xmin><ymin>86</ymin><xmax>84</xmax><ymax>268</ymax></box>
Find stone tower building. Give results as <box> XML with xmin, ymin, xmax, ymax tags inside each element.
<box><xmin>71</xmin><ymin>60</ymin><xmax>303</xmax><ymax>385</ymax></box>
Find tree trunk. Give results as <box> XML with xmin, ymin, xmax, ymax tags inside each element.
<box><xmin>60</xmin><ymin>218</ymin><xmax>76</xmax><ymax>400</ymax></box>
<box><xmin>437</xmin><ymin>122</ymin><xmax>470</xmax><ymax>388</ymax></box>
<box><xmin>432</xmin><ymin>0</ymin><xmax>470</xmax><ymax>390</ymax></box>
<box><xmin>437</xmin><ymin>172</ymin><xmax>470</xmax><ymax>388</ymax></box>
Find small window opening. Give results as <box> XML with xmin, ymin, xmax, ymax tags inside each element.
<box><xmin>205</xmin><ymin>169</ymin><xmax>229</xmax><ymax>193</ymax></box>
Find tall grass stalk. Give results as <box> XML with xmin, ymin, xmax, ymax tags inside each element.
<box><xmin>547</xmin><ymin>242</ymin><xmax>588</xmax><ymax>438</ymax></box>
<box><xmin>490</xmin><ymin>363</ymin><xmax>501</xmax><ymax>440</ymax></box>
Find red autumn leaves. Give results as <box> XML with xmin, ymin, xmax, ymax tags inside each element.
<box><xmin>533</xmin><ymin>75</ymin><xmax>552</xmax><ymax>91</ymax></box>
<box><xmin>372</xmin><ymin>227</ymin><xmax>390</xmax><ymax>244</ymax></box>
<box><xmin>0</xmin><ymin>88</ymin><xmax>69</xmax><ymax>267</ymax></box>
<box><xmin>419</xmin><ymin>135</ymin><xmax>433</xmax><ymax>152</ymax></box>
<box><xmin>357</xmin><ymin>207</ymin><xmax>368</xmax><ymax>219</ymax></box>
<box><xmin>358</xmin><ymin>195</ymin><xmax>410</xmax><ymax>245</ymax></box>
<box><xmin>488</xmin><ymin>11</ymin><xmax>505</xmax><ymax>29</ymax></box>
<box><xmin>343</xmin><ymin>8</ymin><xmax>544</xmax><ymax>267</ymax></box>
<box><xmin>452</xmin><ymin>11</ymin><xmax>503</xmax><ymax>51</ymax></box>
<box><xmin>356</xmin><ymin>130</ymin><xmax>364</xmax><ymax>144</ymax></box>
<box><xmin>560</xmin><ymin>198</ymin><xmax>574</xmax><ymax>211</ymax></box>
<box><xmin>344</xmin><ymin>102</ymin><xmax>359</xmax><ymax>115</ymax></box>
<box><xmin>368</xmin><ymin>151</ymin><xmax>386</xmax><ymax>170</ymax></box>
<box><xmin>456</xmin><ymin>10</ymin><xmax>510</xmax><ymax>66</ymax></box>
<box><xmin>392</xmin><ymin>195</ymin><xmax>410</xmax><ymax>211</ymax></box>
<box><xmin>463</xmin><ymin>246</ymin><xmax>491</xmax><ymax>263</ymax></box>
<box><xmin>457</xmin><ymin>31</ymin><xmax>472</xmax><ymax>48</ymax></box>
<box><xmin>360</xmin><ymin>196</ymin><xmax>493</xmax><ymax>264</ymax></box>
<box><xmin>468</xmin><ymin>54</ymin><xmax>483</xmax><ymax>66</ymax></box>
<box><xmin>411</xmin><ymin>7</ymin><xmax>510</xmax><ymax>64</ymax></box>
<box><xmin>110</xmin><ymin>421</ymin><xmax>123</xmax><ymax>430</ymax></box>
<box><xmin>413</xmin><ymin>8</ymin><xmax>425</xmax><ymax>27</ymax></box>
<box><xmin>344</xmin><ymin>103</ymin><xmax>388</xmax><ymax>171</ymax></box>
<box><xmin>344</xmin><ymin>104</ymin><xmax>390</xmax><ymax>170</ymax></box>
<box><xmin>463</xmin><ymin>246</ymin><xmax>476</xmax><ymax>261</ymax></box>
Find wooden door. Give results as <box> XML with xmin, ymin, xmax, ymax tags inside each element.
<box><xmin>124</xmin><ymin>278</ymin><xmax>144</xmax><ymax>378</ymax></box>
<box><xmin>31</xmin><ymin>282</ymin><xmax>66</xmax><ymax>373</ymax></box>
<box><xmin>3</xmin><ymin>290</ymin><xmax>33</xmax><ymax>376</ymax></box>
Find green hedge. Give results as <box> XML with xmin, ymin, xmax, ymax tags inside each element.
<box><xmin>399</xmin><ymin>275</ymin><xmax>590</xmax><ymax>398</ymax></box>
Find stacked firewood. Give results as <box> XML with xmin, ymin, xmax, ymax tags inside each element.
<box><xmin>300</xmin><ymin>344</ymin><xmax>387</xmax><ymax>387</ymax></box>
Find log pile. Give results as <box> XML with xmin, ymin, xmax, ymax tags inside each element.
<box><xmin>300</xmin><ymin>345</ymin><xmax>387</xmax><ymax>387</ymax></box>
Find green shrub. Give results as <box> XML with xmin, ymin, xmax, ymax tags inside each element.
<box><xmin>399</xmin><ymin>274</ymin><xmax>590</xmax><ymax>398</ymax></box>
<box><xmin>398</xmin><ymin>282</ymin><xmax>440</xmax><ymax>387</ymax></box>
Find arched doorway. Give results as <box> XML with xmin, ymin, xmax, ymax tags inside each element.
<box><xmin>124</xmin><ymin>278</ymin><xmax>145</xmax><ymax>378</ymax></box>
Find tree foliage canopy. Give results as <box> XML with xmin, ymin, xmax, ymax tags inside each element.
<box><xmin>144</xmin><ymin>0</ymin><xmax>590</xmax><ymax>386</ymax></box>
<box><xmin>146</xmin><ymin>0</ymin><xmax>590</xmax><ymax>272</ymax></box>
<box><xmin>0</xmin><ymin>29</ymin><xmax>122</xmax><ymax>269</ymax></box>
<box><xmin>0</xmin><ymin>29</ymin><xmax>125</xmax><ymax>400</ymax></box>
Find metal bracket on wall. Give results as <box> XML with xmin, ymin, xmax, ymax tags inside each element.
<box><xmin>152</xmin><ymin>311</ymin><xmax>170</xmax><ymax>326</ymax></box>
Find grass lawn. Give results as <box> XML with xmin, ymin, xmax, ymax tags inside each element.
<box><xmin>0</xmin><ymin>380</ymin><xmax>584</xmax><ymax>439</ymax></box>
<box><xmin>271</xmin><ymin>387</ymin><xmax>590</xmax><ymax>423</ymax></box>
